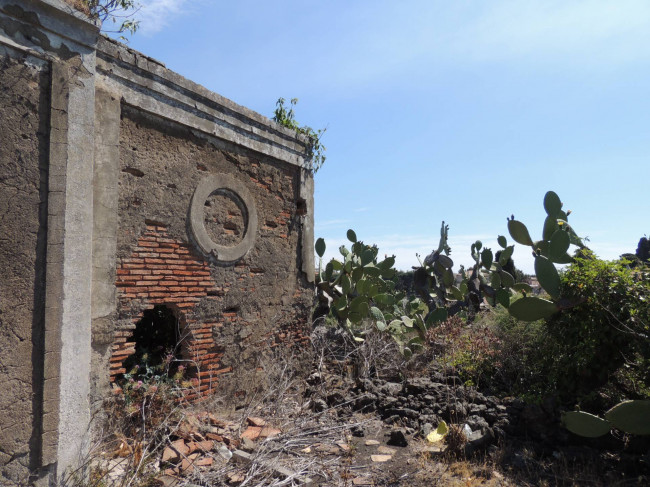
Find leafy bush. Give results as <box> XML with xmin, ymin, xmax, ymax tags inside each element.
<box><xmin>544</xmin><ymin>253</ymin><xmax>650</xmax><ymax>406</ymax></box>
<box><xmin>427</xmin><ymin>315</ymin><xmax>500</xmax><ymax>388</ymax></box>
<box><xmin>115</xmin><ymin>352</ymin><xmax>186</xmax><ymax>434</ymax></box>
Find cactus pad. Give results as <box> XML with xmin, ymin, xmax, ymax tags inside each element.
<box><xmin>605</xmin><ymin>400</ymin><xmax>650</xmax><ymax>435</ymax></box>
<box><xmin>509</xmin><ymin>296</ymin><xmax>558</xmax><ymax>321</ymax></box>
<box><xmin>508</xmin><ymin>220</ymin><xmax>534</xmax><ymax>246</ymax></box>
<box><xmin>562</xmin><ymin>411</ymin><xmax>611</xmax><ymax>438</ymax></box>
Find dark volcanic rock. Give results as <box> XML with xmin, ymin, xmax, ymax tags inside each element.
<box><xmin>387</xmin><ymin>429</ymin><xmax>409</xmax><ymax>447</ymax></box>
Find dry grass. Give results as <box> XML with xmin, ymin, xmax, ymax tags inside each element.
<box><xmin>61</xmin><ymin>346</ymin><xmax>366</xmax><ymax>486</ymax></box>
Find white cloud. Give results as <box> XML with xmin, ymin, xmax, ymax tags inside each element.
<box><xmin>450</xmin><ymin>0</ymin><xmax>650</xmax><ymax>66</ymax></box>
<box><xmin>318</xmin><ymin>219</ymin><xmax>352</xmax><ymax>229</ymax></box>
<box><xmin>324</xmin><ymin>0</ymin><xmax>650</xmax><ymax>92</ymax></box>
<box><xmin>134</xmin><ymin>0</ymin><xmax>194</xmax><ymax>35</ymax></box>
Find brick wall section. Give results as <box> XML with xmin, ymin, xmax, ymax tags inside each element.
<box><xmin>112</xmin><ymin>225</ymin><xmax>228</xmax><ymax>400</ymax></box>
<box><xmin>113</xmin><ymin>108</ymin><xmax>314</xmax><ymax>404</ymax></box>
<box><xmin>112</xmin><ymin>224</ymin><xmax>312</xmax><ymax>402</ymax></box>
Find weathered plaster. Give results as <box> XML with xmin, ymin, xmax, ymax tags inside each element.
<box><xmin>0</xmin><ymin>44</ymin><xmax>50</xmax><ymax>484</ymax></box>
<box><xmin>0</xmin><ymin>2</ymin><xmax>314</xmax><ymax>485</ymax></box>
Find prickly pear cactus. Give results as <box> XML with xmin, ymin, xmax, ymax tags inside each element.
<box><xmin>315</xmin><ymin>191</ymin><xmax>587</xmax><ymax>356</ymax></box>
<box><xmin>504</xmin><ymin>190</ymin><xmax>585</xmax><ymax>321</ymax></box>
<box><xmin>562</xmin><ymin>400</ymin><xmax>650</xmax><ymax>437</ymax></box>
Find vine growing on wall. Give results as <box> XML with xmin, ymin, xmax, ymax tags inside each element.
<box><xmin>273</xmin><ymin>97</ymin><xmax>327</xmax><ymax>174</ymax></box>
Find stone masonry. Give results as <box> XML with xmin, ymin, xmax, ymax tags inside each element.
<box><xmin>0</xmin><ymin>1</ymin><xmax>315</xmax><ymax>484</ymax></box>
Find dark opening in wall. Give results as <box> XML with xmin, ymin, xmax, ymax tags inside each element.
<box><xmin>121</xmin><ymin>305</ymin><xmax>188</xmax><ymax>380</ymax></box>
<box><xmin>296</xmin><ymin>197</ymin><xmax>307</xmax><ymax>216</ymax></box>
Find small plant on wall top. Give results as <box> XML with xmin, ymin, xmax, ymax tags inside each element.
<box><xmin>273</xmin><ymin>97</ymin><xmax>327</xmax><ymax>174</ymax></box>
<box><xmin>70</xmin><ymin>1</ymin><xmax>140</xmax><ymax>35</ymax></box>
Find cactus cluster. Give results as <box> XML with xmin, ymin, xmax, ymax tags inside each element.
<box><xmin>315</xmin><ymin>191</ymin><xmax>585</xmax><ymax>355</ymax></box>
<box><xmin>316</xmin><ymin>191</ymin><xmax>648</xmax><ymax>439</ymax></box>
<box><xmin>412</xmin><ymin>191</ymin><xmax>583</xmax><ymax>325</ymax></box>
<box><xmin>505</xmin><ymin>191</ymin><xmax>585</xmax><ymax>321</ymax></box>
<box><xmin>562</xmin><ymin>400</ymin><xmax>650</xmax><ymax>437</ymax></box>
<box><xmin>315</xmin><ymin>230</ymin><xmax>429</xmax><ymax>357</ymax></box>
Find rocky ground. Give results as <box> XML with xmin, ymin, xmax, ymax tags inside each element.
<box><xmin>85</xmin><ymin>328</ymin><xmax>650</xmax><ymax>487</ymax></box>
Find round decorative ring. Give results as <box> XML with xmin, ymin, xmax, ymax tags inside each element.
<box><xmin>189</xmin><ymin>173</ymin><xmax>258</xmax><ymax>263</ymax></box>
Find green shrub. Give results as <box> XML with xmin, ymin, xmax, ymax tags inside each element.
<box><xmin>472</xmin><ymin>304</ymin><xmax>550</xmax><ymax>397</ymax></box>
<box><xmin>544</xmin><ymin>253</ymin><xmax>650</xmax><ymax>406</ymax></box>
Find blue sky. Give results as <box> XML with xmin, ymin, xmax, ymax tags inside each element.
<box><xmin>120</xmin><ymin>0</ymin><xmax>650</xmax><ymax>273</ymax></box>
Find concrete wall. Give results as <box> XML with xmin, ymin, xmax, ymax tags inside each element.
<box><xmin>0</xmin><ymin>43</ymin><xmax>50</xmax><ymax>485</ymax></box>
<box><xmin>0</xmin><ymin>1</ymin><xmax>314</xmax><ymax>484</ymax></box>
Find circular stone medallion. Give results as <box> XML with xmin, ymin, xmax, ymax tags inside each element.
<box><xmin>189</xmin><ymin>173</ymin><xmax>258</xmax><ymax>263</ymax></box>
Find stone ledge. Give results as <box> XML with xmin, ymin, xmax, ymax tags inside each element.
<box><xmin>97</xmin><ymin>36</ymin><xmax>310</xmax><ymax>168</ymax></box>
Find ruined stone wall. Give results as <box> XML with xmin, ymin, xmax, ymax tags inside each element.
<box><xmin>0</xmin><ymin>2</ymin><xmax>314</xmax><ymax>484</ymax></box>
<box><xmin>107</xmin><ymin>107</ymin><xmax>312</xmax><ymax>403</ymax></box>
<box><xmin>0</xmin><ymin>45</ymin><xmax>50</xmax><ymax>484</ymax></box>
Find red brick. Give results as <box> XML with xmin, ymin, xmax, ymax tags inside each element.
<box><xmin>129</xmin><ymin>269</ymin><xmax>152</xmax><ymax>275</ymax></box>
<box><xmin>157</xmin><ymin>280</ymin><xmax>179</xmax><ymax>286</ymax></box>
<box><xmin>144</xmin><ymin>258</ymin><xmax>165</xmax><ymax>264</ymax></box>
<box><xmin>158</xmin><ymin>248</ymin><xmax>176</xmax><ymax>253</ymax></box>
<box><xmin>139</xmin><ymin>241</ymin><xmax>159</xmax><ymax>248</ymax></box>
<box><xmin>117</xmin><ymin>275</ymin><xmax>139</xmax><ymax>281</ymax></box>
<box><xmin>111</xmin><ymin>351</ymin><xmax>135</xmax><ymax>361</ymax></box>
<box><xmin>214</xmin><ymin>367</ymin><xmax>232</xmax><ymax>375</ymax></box>
<box><xmin>152</xmin><ymin>286</ymin><xmax>175</xmax><ymax>292</ymax></box>
<box><xmin>192</xmin><ymin>331</ymin><xmax>212</xmax><ymax>338</ymax></box>
<box><xmin>123</xmin><ymin>263</ymin><xmax>145</xmax><ymax>269</ymax></box>
<box><xmin>134</xmin><ymin>252</ymin><xmax>159</xmax><ymax>258</ymax></box>
<box><xmin>198</xmin><ymin>353</ymin><xmax>220</xmax><ymax>361</ymax></box>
